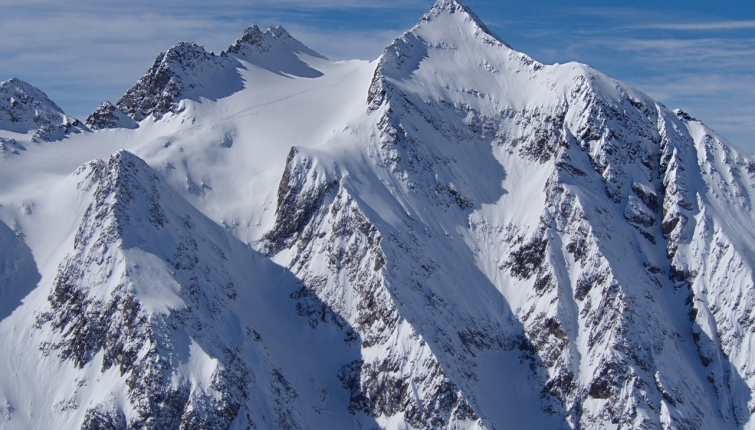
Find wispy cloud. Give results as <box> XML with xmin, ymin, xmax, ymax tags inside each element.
<box><xmin>2</xmin><ymin>0</ymin><xmax>426</xmax><ymax>10</ymax></box>
<box><xmin>631</xmin><ymin>20</ymin><xmax>755</xmax><ymax>30</ymax></box>
<box><xmin>568</xmin><ymin>37</ymin><xmax>755</xmax><ymax>71</ymax></box>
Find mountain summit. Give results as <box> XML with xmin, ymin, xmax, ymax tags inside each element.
<box><xmin>112</xmin><ymin>25</ymin><xmax>326</xmax><ymax>123</ymax></box>
<box><xmin>422</xmin><ymin>0</ymin><xmax>508</xmax><ymax>46</ymax></box>
<box><xmin>1</xmin><ymin>1</ymin><xmax>755</xmax><ymax>429</ymax></box>
<box><xmin>0</xmin><ymin>78</ymin><xmax>84</xmax><ymax>141</ymax></box>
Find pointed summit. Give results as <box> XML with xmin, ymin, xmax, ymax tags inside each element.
<box><xmin>225</xmin><ymin>25</ymin><xmax>265</xmax><ymax>55</ymax></box>
<box><xmin>0</xmin><ymin>78</ymin><xmax>64</xmax><ymax>115</ymax></box>
<box><xmin>421</xmin><ymin>0</ymin><xmax>508</xmax><ymax>46</ymax></box>
<box><xmin>0</xmin><ymin>77</ymin><xmax>83</xmax><ymax>139</ymax></box>
<box><xmin>368</xmin><ymin>0</ymin><xmax>517</xmax><ymax>110</ymax></box>
<box><xmin>110</xmin><ymin>24</ymin><xmax>327</xmax><ymax>124</ymax></box>
<box><xmin>1</xmin><ymin>78</ymin><xmax>66</xmax><ymax>131</ymax></box>
<box><xmin>224</xmin><ymin>24</ymin><xmax>326</xmax><ymax>62</ymax></box>
<box><xmin>115</xmin><ymin>41</ymin><xmax>230</xmax><ymax>121</ymax></box>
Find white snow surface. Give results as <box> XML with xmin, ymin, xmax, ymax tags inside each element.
<box><xmin>1</xmin><ymin>0</ymin><xmax>755</xmax><ymax>429</ymax></box>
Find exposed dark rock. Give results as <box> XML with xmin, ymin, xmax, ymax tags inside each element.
<box><xmin>86</xmin><ymin>101</ymin><xmax>138</xmax><ymax>130</ymax></box>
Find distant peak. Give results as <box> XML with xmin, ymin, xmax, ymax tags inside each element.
<box><xmin>225</xmin><ymin>25</ymin><xmax>267</xmax><ymax>55</ymax></box>
<box><xmin>227</xmin><ymin>24</ymin><xmax>296</xmax><ymax>53</ymax></box>
<box><xmin>225</xmin><ymin>23</ymin><xmax>326</xmax><ymax>60</ymax></box>
<box><xmin>1</xmin><ymin>77</ymin><xmax>52</xmax><ymax>97</ymax></box>
<box><xmin>238</xmin><ymin>25</ymin><xmax>265</xmax><ymax>46</ymax></box>
<box><xmin>0</xmin><ymin>77</ymin><xmax>63</xmax><ymax>116</ymax></box>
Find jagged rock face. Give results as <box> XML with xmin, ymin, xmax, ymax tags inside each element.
<box><xmin>27</xmin><ymin>151</ymin><xmax>369</xmax><ymax>429</ymax></box>
<box><xmin>34</xmin><ymin>152</ymin><xmax>249</xmax><ymax>428</ymax></box>
<box><xmin>0</xmin><ymin>78</ymin><xmax>84</xmax><ymax>140</ymax></box>
<box><xmin>85</xmin><ymin>101</ymin><xmax>138</xmax><ymax>130</ymax></box>
<box><xmin>662</xmin><ymin>112</ymin><xmax>755</xmax><ymax>425</ymax></box>
<box><xmin>263</xmin><ymin>150</ymin><xmax>484</xmax><ymax>429</ymax></box>
<box><xmin>115</xmin><ymin>42</ymin><xmax>231</xmax><ymax>121</ymax></box>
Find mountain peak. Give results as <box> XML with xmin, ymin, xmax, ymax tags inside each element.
<box><xmin>115</xmin><ymin>41</ymin><xmax>227</xmax><ymax>121</ymax></box>
<box><xmin>428</xmin><ymin>0</ymin><xmax>473</xmax><ymax>14</ymax></box>
<box><xmin>265</xmin><ymin>25</ymin><xmax>291</xmax><ymax>39</ymax></box>
<box><xmin>367</xmin><ymin>0</ymin><xmax>514</xmax><ymax>110</ymax></box>
<box><xmin>420</xmin><ymin>0</ymin><xmax>508</xmax><ymax>47</ymax></box>
<box><xmin>225</xmin><ymin>24</ymin><xmax>325</xmax><ymax>60</ymax></box>
<box><xmin>111</xmin><ymin>23</ymin><xmax>326</xmax><ymax>123</ymax></box>
<box><xmin>0</xmin><ymin>77</ymin><xmax>85</xmax><ymax>139</ymax></box>
<box><xmin>228</xmin><ymin>25</ymin><xmax>265</xmax><ymax>53</ymax></box>
<box><xmin>0</xmin><ymin>77</ymin><xmax>64</xmax><ymax>114</ymax></box>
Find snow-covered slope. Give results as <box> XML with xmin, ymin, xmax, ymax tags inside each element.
<box><xmin>1</xmin><ymin>0</ymin><xmax>755</xmax><ymax>429</ymax></box>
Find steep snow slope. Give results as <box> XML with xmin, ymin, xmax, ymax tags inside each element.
<box><xmin>1</xmin><ymin>0</ymin><xmax>755</xmax><ymax>429</ymax></box>
<box><xmin>0</xmin><ymin>23</ymin><xmax>380</xmax><ymax>430</ymax></box>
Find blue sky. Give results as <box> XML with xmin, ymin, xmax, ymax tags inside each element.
<box><xmin>1</xmin><ymin>0</ymin><xmax>753</xmax><ymax>150</ymax></box>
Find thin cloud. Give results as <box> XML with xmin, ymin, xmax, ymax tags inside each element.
<box><xmin>570</xmin><ymin>37</ymin><xmax>755</xmax><ymax>67</ymax></box>
<box><xmin>632</xmin><ymin>20</ymin><xmax>755</xmax><ymax>31</ymax></box>
<box><xmin>2</xmin><ymin>0</ymin><xmax>426</xmax><ymax>9</ymax></box>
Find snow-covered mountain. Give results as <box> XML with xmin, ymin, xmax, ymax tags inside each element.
<box><xmin>107</xmin><ymin>24</ymin><xmax>327</xmax><ymax>124</ymax></box>
<box><xmin>0</xmin><ymin>78</ymin><xmax>86</xmax><ymax>142</ymax></box>
<box><xmin>1</xmin><ymin>0</ymin><xmax>755</xmax><ymax>428</ymax></box>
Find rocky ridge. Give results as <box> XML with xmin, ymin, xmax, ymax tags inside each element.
<box><xmin>113</xmin><ymin>25</ymin><xmax>326</xmax><ymax>124</ymax></box>
<box><xmin>85</xmin><ymin>101</ymin><xmax>138</xmax><ymax>131</ymax></box>
<box><xmin>28</xmin><ymin>151</ymin><xmax>373</xmax><ymax>429</ymax></box>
